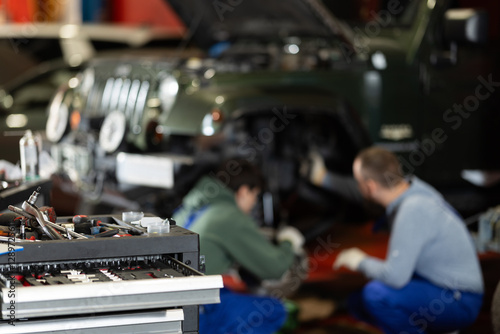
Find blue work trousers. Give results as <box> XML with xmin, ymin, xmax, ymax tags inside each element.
<box><xmin>349</xmin><ymin>278</ymin><xmax>483</xmax><ymax>334</ymax></box>
<box><xmin>199</xmin><ymin>288</ymin><xmax>287</xmax><ymax>334</ymax></box>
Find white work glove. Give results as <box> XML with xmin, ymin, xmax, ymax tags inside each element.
<box><xmin>333</xmin><ymin>247</ymin><xmax>367</xmax><ymax>271</ymax></box>
<box><xmin>277</xmin><ymin>226</ymin><xmax>305</xmax><ymax>254</ymax></box>
<box><xmin>309</xmin><ymin>151</ymin><xmax>327</xmax><ymax>186</ymax></box>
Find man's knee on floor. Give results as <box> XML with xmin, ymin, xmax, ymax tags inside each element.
<box><xmin>362</xmin><ymin>280</ymin><xmax>394</xmax><ymax>310</ymax></box>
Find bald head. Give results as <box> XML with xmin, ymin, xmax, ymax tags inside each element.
<box><xmin>354</xmin><ymin>147</ymin><xmax>404</xmax><ymax>189</ymax></box>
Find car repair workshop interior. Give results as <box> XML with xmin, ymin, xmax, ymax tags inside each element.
<box><xmin>0</xmin><ymin>0</ymin><xmax>500</xmax><ymax>333</ymax></box>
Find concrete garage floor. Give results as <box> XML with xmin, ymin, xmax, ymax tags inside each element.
<box><xmin>284</xmin><ymin>221</ymin><xmax>500</xmax><ymax>334</ymax></box>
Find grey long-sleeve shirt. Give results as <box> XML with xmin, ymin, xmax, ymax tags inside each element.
<box><xmin>358</xmin><ymin>177</ymin><xmax>484</xmax><ymax>294</ymax></box>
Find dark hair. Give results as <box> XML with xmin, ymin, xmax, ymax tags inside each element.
<box><xmin>212</xmin><ymin>158</ymin><xmax>264</xmax><ymax>193</ymax></box>
<box><xmin>356</xmin><ymin>146</ymin><xmax>404</xmax><ymax>189</ymax></box>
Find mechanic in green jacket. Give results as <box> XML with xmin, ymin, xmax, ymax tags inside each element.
<box><xmin>173</xmin><ymin>159</ymin><xmax>304</xmax><ymax>334</ymax></box>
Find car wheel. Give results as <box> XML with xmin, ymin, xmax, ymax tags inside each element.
<box><xmin>493</xmin><ymin>279</ymin><xmax>500</xmax><ymax>334</ymax></box>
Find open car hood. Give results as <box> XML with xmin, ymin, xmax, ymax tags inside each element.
<box><xmin>165</xmin><ymin>0</ymin><xmax>349</xmax><ymax>49</ymax></box>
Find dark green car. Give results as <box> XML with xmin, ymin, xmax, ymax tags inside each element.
<box><xmin>46</xmin><ymin>0</ymin><xmax>500</xmax><ymax>232</ymax></box>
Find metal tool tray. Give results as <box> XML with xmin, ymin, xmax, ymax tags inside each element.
<box><xmin>0</xmin><ymin>215</ymin><xmax>222</xmax><ymax>333</ymax></box>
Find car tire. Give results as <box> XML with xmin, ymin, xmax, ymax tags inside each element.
<box><xmin>493</xmin><ymin>279</ymin><xmax>500</xmax><ymax>334</ymax></box>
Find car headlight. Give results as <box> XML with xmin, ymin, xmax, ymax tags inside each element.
<box><xmin>202</xmin><ymin>108</ymin><xmax>224</xmax><ymax>136</ymax></box>
<box><xmin>99</xmin><ymin>110</ymin><xmax>127</xmax><ymax>153</ymax></box>
<box><xmin>46</xmin><ymin>85</ymin><xmax>72</xmax><ymax>143</ymax></box>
